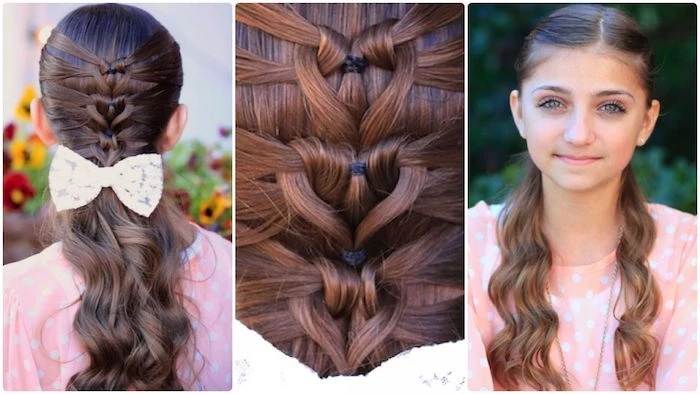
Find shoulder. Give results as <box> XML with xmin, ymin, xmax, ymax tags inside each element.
<box><xmin>181</xmin><ymin>224</ymin><xmax>232</xmax><ymax>312</ymax></box>
<box><xmin>646</xmin><ymin>204</ymin><xmax>696</xmax><ymax>303</ymax></box>
<box><xmin>4</xmin><ymin>242</ymin><xmax>80</xmax><ymax>300</ymax></box>
<box><xmin>468</xmin><ymin>200</ymin><xmax>503</xmax><ymax>223</ymax></box>
<box><xmin>467</xmin><ymin>201</ymin><xmax>503</xmax><ymax>295</ymax></box>
<box><xmin>197</xmin><ymin>225</ymin><xmax>233</xmax><ymax>260</ymax></box>
<box><xmin>469</xmin><ymin>200</ymin><xmax>503</xmax><ymax>219</ymax></box>
<box><xmin>3</xmin><ymin>243</ymin><xmax>82</xmax><ymax>332</ymax></box>
<box><xmin>467</xmin><ymin>200</ymin><xmax>502</xmax><ymax>255</ymax></box>
<box><xmin>647</xmin><ymin>203</ymin><xmax>696</xmax><ymax>260</ymax></box>
<box><xmin>647</xmin><ymin>203</ymin><xmax>697</xmax><ymax>231</ymax></box>
<box><xmin>185</xmin><ymin>224</ymin><xmax>232</xmax><ymax>276</ymax></box>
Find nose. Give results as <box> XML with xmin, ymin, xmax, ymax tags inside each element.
<box><xmin>563</xmin><ymin>109</ymin><xmax>595</xmax><ymax>145</ymax></box>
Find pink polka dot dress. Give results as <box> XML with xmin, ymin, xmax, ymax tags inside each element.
<box><xmin>468</xmin><ymin>201</ymin><xmax>697</xmax><ymax>390</ymax></box>
<box><xmin>3</xmin><ymin>225</ymin><xmax>232</xmax><ymax>390</ymax></box>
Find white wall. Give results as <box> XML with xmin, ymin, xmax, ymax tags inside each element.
<box><xmin>2</xmin><ymin>3</ymin><xmax>232</xmax><ymax>147</ymax></box>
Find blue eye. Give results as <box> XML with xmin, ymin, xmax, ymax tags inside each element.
<box><xmin>600</xmin><ymin>102</ymin><xmax>625</xmax><ymax>113</ymax></box>
<box><xmin>537</xmin><ymin>99</ymin><xmax>564</xmax><ymax>110</ymax></box>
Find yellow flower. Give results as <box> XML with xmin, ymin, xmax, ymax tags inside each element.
<box><xmin>198</xmin><ymin>191</ymin><xmax>232</xmax><ymax>226</ymax></box>
<box><xmin>9</xmin><ymin>135</ymin><xmax>47</xmax><ymax>170</ymax></box>
<box><xmin>27</xmin><ymin>135</ymin><xmax>47</xmax><ymax>169</ymax></box>
<box><xmin>10</xmin><ymin>189</ymin><xmax>26</xmax><ymax>205</ymax></box>
<box><xmin>14</xmin><ymin>86</ymin><xmax>37</xmax><ymax>122</ymax></box>
<box><xmin>9</xmin><ymin>139</ymin><xmax>29</xmax><ymax>169</ymax></box>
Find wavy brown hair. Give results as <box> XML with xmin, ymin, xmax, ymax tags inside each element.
<box><xmin>38</xmin><ymin>4</ymin><xmax>197</xmax><ymax>389</ymax></box>
<box><xmin>486</xmin><ymin>5</ymin><xmax>661</xmax><ymax>390</ymax></box>
<box><xmin>236</xmin><ymin>3</ymin><xmax>464</xmax><ymax>376</ymax></box>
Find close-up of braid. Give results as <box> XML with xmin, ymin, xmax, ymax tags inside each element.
<box><xmin>236</xmin><ymin>3</ymin><xmax>464</xmax><ymax>377</ymax></box>
<box><xmin>37</xmin><ymin>5</ymin><xmax>194</xmax><ymax>390</ymax></box>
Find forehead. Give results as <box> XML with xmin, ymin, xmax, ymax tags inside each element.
<box><xmin>522</xmin><ymin>45</ymin><xmax>646</xmax><ymax>96</ymax></box>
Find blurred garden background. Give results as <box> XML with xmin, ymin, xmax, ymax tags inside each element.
<box><xmin>468</xmin><ymin>4</ymin><xmax>697</xmax><ymax>214</ymax></box>
<box><xmin>3</xmin><ymin>3</ymin><xmax>232</xmax><ymax>264</ymax></box>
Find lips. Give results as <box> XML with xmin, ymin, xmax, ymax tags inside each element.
<box><xmin>554</xmin><ymin>154</ymin><xmax>601</xmax><ymax>165</ymax></box>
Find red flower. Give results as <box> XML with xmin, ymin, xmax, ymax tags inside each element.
<box><xmin>3</xmin><ymin>123</ymin><xmax>15</xmax><ymax>141</ymax></box>
<box><xmin>3</xmin><ymin>171</ymin><xmax>36</xmax><ymax>212</ymax></box>
<box><xmin>3</xmin><ymin>149</ymin><xmax>11</xmax><ymax>175</ymax></box>
<box><xmin>210</xmin><ymin>158</ymin><xmax>222</xmax><ymax>171</ymax></box>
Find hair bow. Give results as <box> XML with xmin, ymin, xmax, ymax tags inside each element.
<box><xmin>49</xmin><ymin>145</ymin><xmax>163</xmax><ymax>217</ymax></box>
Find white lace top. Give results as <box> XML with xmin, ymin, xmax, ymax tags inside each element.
<box><xmin>234</xmin><ymin>319</ymin><xmax>466</xmax><ymax>392</ymax></box>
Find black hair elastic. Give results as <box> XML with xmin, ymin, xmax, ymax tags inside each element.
<box><xmin>350</xmin><ymin>162</ymin><xmax>367</xmax><ymax>176</ymax></box>
<box><xmin>342</xmin><ymin>55</ymin><xmax>369</xmax><ymax>74</ymax></box>
<box><xmin>342</xmin><ymin>248</ymin><xmax>367</xmax><ymax>267</ymax></box>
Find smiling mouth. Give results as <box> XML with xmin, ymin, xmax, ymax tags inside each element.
<box><xmin>554</xmin><ymin>154</ymin><xmax>601</xmax><ymax>165</ymax></box>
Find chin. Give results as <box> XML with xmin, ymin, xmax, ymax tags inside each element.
<box><xmin>544</xmin><ymin>173</ymin><xmax>615</xmax><ymax>195</ymax></box>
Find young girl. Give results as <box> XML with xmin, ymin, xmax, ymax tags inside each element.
<box><xmin>3</xmin><ymin>4</ymin><xmax>232</xmax><ymax>390</ymax></box>
<box><xmin>468</xmin><ymin>5</ymin><xmax>697</xmax><ymax>391</ymax></box>
<box><xmin>235</xmin><ymin>3</ymin><xmax>465</xmax><ymax>390</ymax></box>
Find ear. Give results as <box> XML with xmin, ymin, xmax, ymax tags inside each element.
<box><xmin>509</xmin><ymin>89</ymin><xmax>526</xmax><ymax>139</ymax></box>
<box><xmin>637</xmin><ymin>99</ymin><xmax>660</xmax><ymax>146</ymax></box>
<box><xmin>30</xmin><ymin>98</ymin><xmax>57</xmax><ymax>145</ymax></box>
<box><xmin>157</xmin><ymin>104</ymin><xmax>188</xmax><ymax>153</ymax></box>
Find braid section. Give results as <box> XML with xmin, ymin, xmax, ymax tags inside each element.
<box><xmin>38</xmin><ymin>5</ymin><xmax>195</xmax><ymax>388</ymax></box>
<box><xmin>236</xmin><ymin>3</ymin><xmax>464</xmax><ymax>376</ymax></box>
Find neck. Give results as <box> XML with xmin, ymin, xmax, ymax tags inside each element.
<box><xmin>542</xmin><ymin>177</ymin><xmax>622</xmax><ymax>267</ymax></box>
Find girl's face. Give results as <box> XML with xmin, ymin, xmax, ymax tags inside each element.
<box><xmin>510</xmin><ymin>45</ymin><xmax>660</xmax><ymax>197</ymax></box>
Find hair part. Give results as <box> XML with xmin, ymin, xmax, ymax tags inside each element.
<box><xmin>515</xmin><ymin>4</ymin><xmax>655</xmax><ymax>106</ymax></box>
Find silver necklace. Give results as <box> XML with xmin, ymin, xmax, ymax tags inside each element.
<box><xmin>547</xmin><ymin>226</ymin><xmax>622</xmax><ymax>390</ymax></box>
<box><xmin>547</xmin><ymin>262</ymin><xmax>618</xmax><ymax>390</ymax></box>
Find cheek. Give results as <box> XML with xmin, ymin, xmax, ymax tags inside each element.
<box><xmin>521</xmin><ymin>116</ymin><xmax>561</xmax><ymax>153</ymax></box>
<box><xmin>609</xmin><ymin>137</ymin><xmax>638</xmax><ymax>167</ymax></box>
<box><xmin>525</xmin><ymin>139</ymin><xmax>551</xmax><ymax>172</ymax></box>
<box><xmin>521</xmin><ymin>107</ymin><xmax>567</xmax><ymax>136</ymax></box>
<box><xmin>597</xmin><ymin>117</ymin><xmax>641</xmax><ymax>159</ymax></box>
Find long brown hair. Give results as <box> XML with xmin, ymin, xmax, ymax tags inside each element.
<box><xmin>39</xmin><ymin>4</ymin><xmax>197</xmax><ymax>389</ymax></box>
<box><xmin>487</xmin><ymin>5</ymin><xmax>661</xmax><ymax>390</ymax></box>
<box><xmin>236</xmin><ymin>4</ymin><xmax>464</xmax><ymax>376</ymax></box>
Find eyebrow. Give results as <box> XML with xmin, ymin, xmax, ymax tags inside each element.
<box><xmin>531</xmin><ymin>85</ymin><xmax>636</xmax><ymax>101</ymax></box>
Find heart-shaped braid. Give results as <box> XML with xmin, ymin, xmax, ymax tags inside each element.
<box><xmin>36</xmin><ymin>4</ymin><xmax>198</xmax><ymax>390</ymax></box>
<box><xmin>41</xmin><ymin>27</ymin><xmax>181</xmax><ymax>167</ymax></box>
<box><xmin>236</xmin><ymin>4</ymin><xmax>464</xmax><ymax>377</ymax></box>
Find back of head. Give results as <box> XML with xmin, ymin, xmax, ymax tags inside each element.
<box><xmin>40</xmin><ymin>3</ymin><xmax>182</xmax><ymax>164</ymax></box>
<box><xmin>38</xmin><ymin>4</ymin><xmax>195</xmax><ymax>389</ymax></box>
<box><xmin>236</xmin><ymin>4</ymin><xmax>464</xmax><ymax>376</ymax></box>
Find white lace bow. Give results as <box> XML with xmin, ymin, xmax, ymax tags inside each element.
<box><xmin>49</xmin><ymin>145</ymin><xmax>163</xmax><ymax>217</ymax></box>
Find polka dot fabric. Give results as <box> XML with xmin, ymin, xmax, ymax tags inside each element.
<box><xmin>3</xmin><ymin>224</ymin><xmax>232</xmax><ymax>390</ymax></box>
<box><xmin>467</xmin><ymin>201</ymin><xmax>697</xmax><ymax>390</ymax></box>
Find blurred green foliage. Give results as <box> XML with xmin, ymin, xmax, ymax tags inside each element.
<box><xmin>468</xmin><ymin>4</ymin><xmax>697</xmax><ymax>212</ymax></box>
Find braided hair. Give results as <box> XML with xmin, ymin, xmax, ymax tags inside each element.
<box><xmin>38</xmin><ymin>4</ymin><xmax>198</xmax><ymax>389</ymax></box>
<box><xmin>236</xmin><ymin>4</ymin><xmax>464</xmax><ymax>376</ymax></box>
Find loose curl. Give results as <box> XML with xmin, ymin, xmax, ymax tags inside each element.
<box><xmin>486</xmin><ymin>5</ymin><xmax>661</xmax><ymax>390</ymax></box>
<box><xmin>236</xmin><ymin>4</ymin><xmax>464</xmax><ymax>376</ymax></box>
<box><xmin>38</xmin><ymin>4</ymin><xmax>197</xmax><ymax>389</ymax></box>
